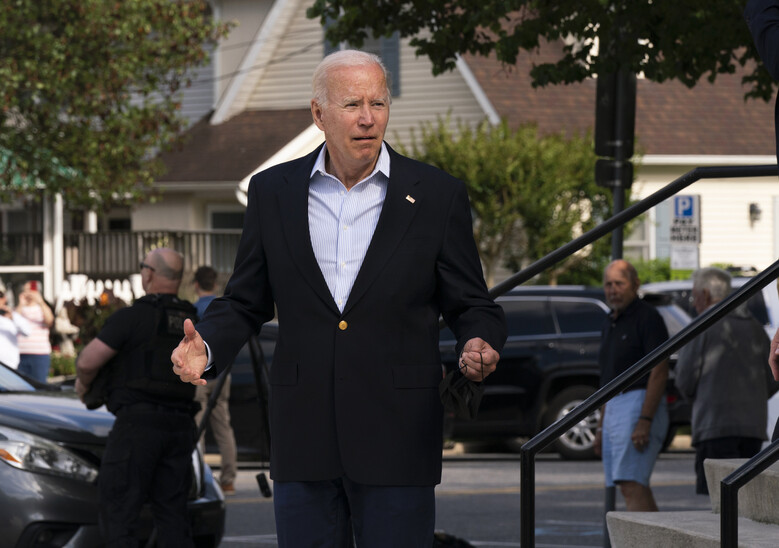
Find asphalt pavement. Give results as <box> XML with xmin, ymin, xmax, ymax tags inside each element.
<box><xmin>208</xmin><ymin>436</ymin><xmax>707</xmax><ymax>547</ymax></box>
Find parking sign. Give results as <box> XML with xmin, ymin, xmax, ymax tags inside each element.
<box><xmin>670</xmin><ymin>195</ymin><xmax>700</xmax><ymax>244</ymax></box>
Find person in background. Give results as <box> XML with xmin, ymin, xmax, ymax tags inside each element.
<box><xmin>594</xmin><ymin>259</ymin><xmax>669</xmax><ymax>511</ymax></box>
<box><xmin>675</xmin><ymin>267</ymin><xmax>775</xmax><ymax>495</ymax></box>
<box><xmin>192</xmin><ymin>265</ymin><xmax>238</xmax><ymax>495</ymax></box>
<box><xmin>16</xmin><ymin>280</ymin><xmax>54</xmax><ymax>382</ymax></box>
<box><xmin>745</xmin><ymin>0</ymin><xmax>779</xmax><ymax>442</ymax></box>
<box><xmin>0</xmin><ymin>279</ymin><xmax>31</xmax><ymax>370</ymax></box>
<box><xmin>75</xmin><ymin>248</ymin><xmax>198</xmax><ymax>546</ymax></box>
<box><xmin>745</xmin><ymin>0</ymin><xmax>779</xmax><ymax>167</ymax></box>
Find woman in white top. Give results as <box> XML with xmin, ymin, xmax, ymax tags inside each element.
<box><xmin>0</xmin><ymin>281</ymin><xmax>31</xmax><ymax>370</ymax></box>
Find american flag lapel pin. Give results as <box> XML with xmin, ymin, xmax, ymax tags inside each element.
<box><xmin>405</xmin><ymin>195</ymin><xmax>416</xmax><ymax>204</ymax></box>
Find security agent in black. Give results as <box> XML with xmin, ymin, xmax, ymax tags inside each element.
<box><xmin>76</xmin><ymin>248</ymin><xmax>198</xmax><ymax>547</ymax></box>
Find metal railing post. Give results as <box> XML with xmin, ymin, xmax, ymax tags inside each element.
<box><xmin>604</xmin><ymin>486</ymin><xmax>615</xmax><ymax>547</ymax></box>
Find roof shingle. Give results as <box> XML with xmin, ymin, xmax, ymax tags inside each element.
<box><xmin>465</xmin><ymin>46</ymin><xmax>775</xmax><ymax>156</ymax></box>
<box><xmin>158</xmin><ymin>109</ymin><xmax>314</xmax><ymax>182</ymax></box>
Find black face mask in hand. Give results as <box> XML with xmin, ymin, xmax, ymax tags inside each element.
<box><xmin>438</xmin><ymin>352</ymin><xmax>485</xmax><ymax>420</ymax></box>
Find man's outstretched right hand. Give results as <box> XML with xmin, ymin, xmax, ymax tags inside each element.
<box><xmin>171</xmin><ymin>318</ymin><xmax>208</xmax><ymax>385</ymax></box>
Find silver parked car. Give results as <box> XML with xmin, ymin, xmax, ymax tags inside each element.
<box><xmin>0</xmin><ymin>364</ymin><xmax>225</xmax><ymax>547</ymax></box>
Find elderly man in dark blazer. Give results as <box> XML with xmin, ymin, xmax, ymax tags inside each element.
<box><xmin>746</xmin><ymin>0</ymin><xmax>779</xmax><ymax>164</ymax></box>
<box><xmin>172</xmin><ymin>50</ymin><xmax>506</xmax><ymax>547</ymax></box>
<box><xmin>746</xmin><ymin>0</ymin><xmax>779</xmax><ymax>442</ymax></box>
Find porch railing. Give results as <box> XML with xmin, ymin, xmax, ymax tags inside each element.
<box><xmin>0</xmin><ymin>232</ymin><xmax>43</xmax><ymax>266</ymax></box>
<box><xmin>0</xmin><ymin>230</ymin><xmax>243</xmax><ymax>279</ymax></box>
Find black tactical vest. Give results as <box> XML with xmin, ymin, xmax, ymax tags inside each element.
<box><xmin>100</xmin><ymin>295</ymin><xmax>198</xmax><ymax>412</ymax></box>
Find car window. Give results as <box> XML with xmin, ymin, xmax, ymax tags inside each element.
<box><xmin>501</xmin><ymin>299</ymin><xmax>556</xmax><ymax>336</ymax></box>
<box><xmin>0</xmin><ymin>365</ymin><xmax>36</xmax><ymax>392</ymax></box>
<box><xmin>553</xmin><ymin>300</ymin><xmax>607</xmax><ymax>334</ymax></box>
<box><xmin>654</xmin><ymin>304</ymin><xmax>692</xmax><ymax>336</ymax></box>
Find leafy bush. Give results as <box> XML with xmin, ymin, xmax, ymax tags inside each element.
<box><xmin>50</xmin><ymin>352</ymin><xmax>76</xmax><ymax>377</ymax></box>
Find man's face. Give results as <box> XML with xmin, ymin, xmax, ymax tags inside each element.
<box><xmin>311</xmin><ymin>63</ymin><xmax>389</xmax><ymax>184</ymax></box>
<box><xmin>603</xmin><ymin>266</ymin><xmax>639</xmax><ymax>313</ymax></box>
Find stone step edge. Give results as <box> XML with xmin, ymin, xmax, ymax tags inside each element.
<box><xmin>607</xmin><ymin>511</ymin><xmax>779</xmax><ymax>548</ymax></box>
<box><xmin>705</xmin><ymin>458</ymin><xmax>779</xmax><ymax>524</ymax></box>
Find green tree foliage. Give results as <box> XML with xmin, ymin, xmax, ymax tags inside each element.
<box><xmin>0</xmin><ymin>0</ymin><xmax>231</xmax><ymax>207</ymax></box>
<box><xmin>399</xmin><ymin>117</ymin><xmax>616</xmax><ymax>286</ymax></box>
<box><xmin>308</xmin><ymin>1</ymin><xmax>774</xmax><ymax>102</ymax></box>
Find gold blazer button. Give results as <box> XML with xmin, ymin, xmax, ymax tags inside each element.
<box><xmin>338</xmin><ymin>320</ymin><xmax>348</xmax><ymax>331</ymax></box>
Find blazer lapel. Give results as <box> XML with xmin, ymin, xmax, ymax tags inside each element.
<box><xmin>344</xmin><ymin>147</ymin><xmax>421</xmax><ymax>314</ymax></box>
<box><xmin>277</xmin><ymin>146</ymin><xmax>340</xmax><ymax>313</ymax></box>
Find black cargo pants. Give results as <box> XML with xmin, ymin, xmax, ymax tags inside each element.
<box><xmin>99</xmin><ymin>406</ymin><xmax>195</xmax><ymax>547</ymax></box>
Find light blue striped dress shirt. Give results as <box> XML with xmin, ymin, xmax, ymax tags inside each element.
<box><xmin>308</xmin><ymin>143</ymin><xmax>390</xmax><ymax>312</ymax></box>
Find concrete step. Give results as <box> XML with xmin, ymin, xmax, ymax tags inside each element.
<box><xmin>704</xmin><ymin>458</ymin><xmax>779</xmax><ymax>525</ymax></box>
<box><xmin>606</xmin><ymin>510</ymin><xmax>779</xmax><ymax>548</ymax></box>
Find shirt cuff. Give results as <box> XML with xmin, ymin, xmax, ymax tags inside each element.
<box><xmin>204</xmin><ymin>340</ymin><xmax>214</xmax><ymax>371</ymax></box>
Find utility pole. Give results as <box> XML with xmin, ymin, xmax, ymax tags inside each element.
<box><xmin>595</xmin><ymin>69</ymin><xmax>637</xmax><ymax>261</ymax></box>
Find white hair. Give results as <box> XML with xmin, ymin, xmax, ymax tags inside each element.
<box><xmin>311</xmin><ymin>50</ymin><xmax>392</xmax><ymax>106</ymax></box>
<box><xmin>692</xmin><ymin>267</ymin><xmax>731</xmax><ymax>302</ymax></box>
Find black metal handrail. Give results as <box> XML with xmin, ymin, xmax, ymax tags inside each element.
<box><xmin>512</xmin><ymin>164</ymin><xmax>779</xmax><ymax>548</ymax></box>
<box><xmin>721</xmin><ymin>438</ymin><xmax>779</xmax><ymax>546</ymax></box>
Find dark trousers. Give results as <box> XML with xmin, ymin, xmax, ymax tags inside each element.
<box><xmin>694</xmin><ymin>436</ymin><xmax>762</xmax><ymax>495</ymax></box>
<box><xmin>99</xmin><ymin>410</ymin><xmax>195</xmax><ymax>547</ymax></box>
<box><xmin>273</xmin><ymin>476</ymin><xmax>436</xmax><ymax>548</ymax></box>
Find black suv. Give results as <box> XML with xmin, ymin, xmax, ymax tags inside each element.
<box><xmin>440</xmin><ymin>286</ymin><xmax>692</xmax><ymax>459</ymax></box>
<box><xmin>211</xmin><ymin>287</ymin><xmax>691</xmax><ymax>461</ymax></box>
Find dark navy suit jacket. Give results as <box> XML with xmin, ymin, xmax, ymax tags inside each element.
<box><xmin>196</xmin><ymin>143</ymin><xmax>506</xmax><ymax>486</ymax></box>
<box><xmin>746</xmin><ymin>0</ymin><xmax>779</xmax><ymax>168</ymax></box>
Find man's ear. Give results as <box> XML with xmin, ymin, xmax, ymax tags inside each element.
<box><xmin>311</xmin><ymin>100</ymin><xmax>325</xmax><ymax>130</ymax></box>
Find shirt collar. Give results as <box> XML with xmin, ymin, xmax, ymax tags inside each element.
<box><xmin>310</xmin><ymin>142</ymin><xmax>391</xmax><ymax>181</ymax></box>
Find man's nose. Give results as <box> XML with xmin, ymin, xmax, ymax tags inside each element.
<box><xmin>358</xmin><ymin>105</ymin><xmax>374</xmax><ymax>125</ymax></box>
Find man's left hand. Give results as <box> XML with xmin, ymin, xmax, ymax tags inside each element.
<box><xmin>459</xmin><ymin>337</ymin><xmax>500</xmax><ymax>382</ymax></box>
<box><xmin>631</xmin><ymin>419</ymin><xmax>652</xmax><ymax>452</ymax></box>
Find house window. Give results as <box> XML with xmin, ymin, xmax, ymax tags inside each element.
<box><xmin>624</xmin><ymin>214</ymin><xmax>651</xmax><ymax>262</ymax></box>
<box><xmin>211</xmin><ymin>211</ymin><xmax>244</xmax><ymax>230</ymax></box>
<box><xmin>108</xmin><ymin>218</ymin><xmax>131</xmax><ymax>231</ymax></box>
<box><xmin>324</xmin><ymin>21</ymin><xmax>401</xmax><ymax>97</ymax></box>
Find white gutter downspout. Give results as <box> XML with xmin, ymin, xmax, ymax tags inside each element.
<box><xmin>455</xmin><ymin>55</ymin><xmax>500</xmax><ymax>126</ymax></box>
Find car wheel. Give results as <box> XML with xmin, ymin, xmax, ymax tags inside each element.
<box><xmin>543</xmin><ymin>386</ymin><xmax>600</xmax><ymax>460</ymax></box>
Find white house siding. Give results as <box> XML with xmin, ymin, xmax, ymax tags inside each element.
<box><xmin>243</xmin><ymin>0</ymin><xmax>325</xmax><ymax>110</ymax></box>
<box><xmin>132</xmin><ymin>198</ymin><xmax>200</xmax><ymax>231</ymax></box>
<box><xmin>633</xmin><ymin>161</ymin><xmax>779</xmax><ymax>271</ymax></box>
<box><xmin>242</xmin><ymin>0</ymin><xmax>487</xmax><ymax>151</ymax></box>
<box><xmin>385</xmin><ymin>44</ymin><xmax>489</xmax><ymax>150</ymax></box>
<box><xmin>178</xmin><ymin>43</ymin><xmax>217</xmax><ymax>128</ymax></box>
<box><xmin>214</xmin><ymin>0</ymin><xmax>272</xmax><ymax>101</ymax></box>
